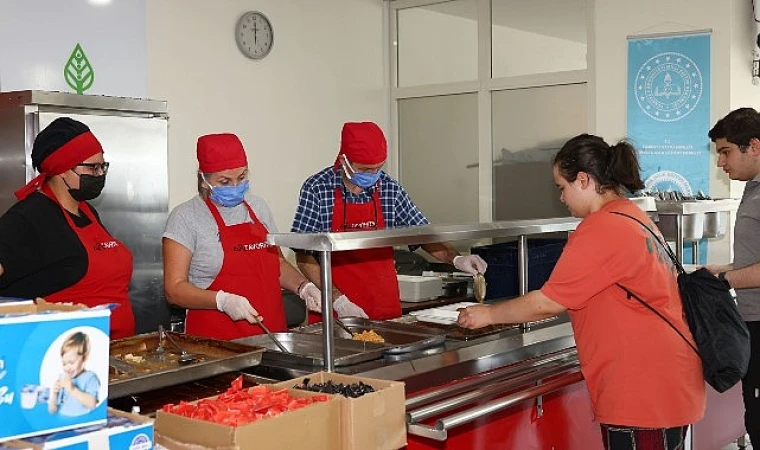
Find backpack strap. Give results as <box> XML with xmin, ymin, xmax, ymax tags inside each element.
<box><xmin>609</xmin><ymin>211</ymin><xmax>699</xmax><ymax>356</ymax></box>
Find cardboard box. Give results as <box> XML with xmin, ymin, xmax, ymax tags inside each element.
<box><xmin>275</xmin><ymin>372</ymin><xmax>407</xmax><ymax>450</ymax></box>
<box><xmin>0</xmin><ymin>299</ymin><xmax>111</xmax><ymax>442</ymax></box>
<box><xmin>3</xmin><ymin>408</ymin><xmax>153</xmax><ymax>450</ymax></box>
<box><xmin>155</xmin><ymin>387</ymin><xmax>340</xmax><ymax>450</ymax></box>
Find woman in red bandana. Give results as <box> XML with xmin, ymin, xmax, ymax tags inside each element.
<box><xmin>0</xmin><ymin>117</ymin><xmax>135</xmax><ymax>339</ymax></box>
<box><xmin>162</xmin><ymin>133</ymin><xmax>321</xmax><ymax>340</ymax></box>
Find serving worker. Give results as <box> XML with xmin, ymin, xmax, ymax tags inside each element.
<box><xmin>457</xmin><ymin>134</ymin><xmax>705</xmax><ymax>449</ymax></box>
<box><xmin>291</xmin><ymin>121</ymin><xmax>487</xmax><ymax>321</ymax></box>
<box><xmin>162</xmin><ymin>133</ymin><xmax>321</xmax><ymax>340</ymax></box>
<box><xmin>0</xmin><ymin>117</ymin><xmax>135</xmax><ymax>339</ymax></box>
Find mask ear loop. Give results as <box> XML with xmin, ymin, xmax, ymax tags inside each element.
<box><xmin>341</xmin><ymin>154</ymin><xmax>356</xmax><ymax>180</ymax></box>
<box><xmin>200</xmin><ymin>173</ymin><xmax>214</xmax><ymax>191</ymax></box>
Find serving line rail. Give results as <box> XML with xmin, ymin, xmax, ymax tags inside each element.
<box><xmin>266</xmin><ymin>217</ymin><xmax>580</xmax><ymax>371</ymax></box>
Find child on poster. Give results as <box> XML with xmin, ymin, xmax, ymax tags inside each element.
<box><xmin>48</xmin><ymin>331</ymin><xmax>100</xmax><ymax>416</ymax></box>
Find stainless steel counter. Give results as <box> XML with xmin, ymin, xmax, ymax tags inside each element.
<box><xmin>245</xmin><ymin>317</ymin><xmax>576</xmax><ymax>394</ymax></box>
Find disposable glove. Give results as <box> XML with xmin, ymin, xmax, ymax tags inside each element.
<box><xmin>453</xmin><ymin>254</ymin><xmax>488</xmax><ymax>276</ymax></box>
<box><xmin>215</xmin><ymin>290</ymin><xmax>260</xmax><ymax>322</ymax></box>
<box><xmin>333</xmin><ymin>295</ymin><xmax>369</xmax><ymax>318</ymax></box>
<box><xmin>298</xmin><ymin>282</ymin><xmax>322</xmax><ymax>313</ymax></box>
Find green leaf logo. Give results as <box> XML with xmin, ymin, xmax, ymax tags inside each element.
<box><xmin>64</xmin><ymin>43</ymin><xmax>95</xmax><ymax>94</ymax></box>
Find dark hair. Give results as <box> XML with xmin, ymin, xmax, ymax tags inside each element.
<box><xmin>553</xmin><ymin>134</ymin><xmax>645</xmax><ymax>194</ymax></box>
<box><xmin>31</xmin><ymin>117</ymin><xmax>90</xmax><ymax>171</ymax></box>
<box><xmin>708</xmin><ymin>107</ymin><xmax>760</xmax><ymax>152</ymax></box>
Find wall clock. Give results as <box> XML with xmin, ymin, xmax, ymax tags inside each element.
<box><xmin>235</xmin><ymin>11</ymin><xmax>273</xmax><ymax>60</ymax></box>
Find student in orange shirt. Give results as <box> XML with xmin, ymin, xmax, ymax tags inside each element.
<box><xmin>458</xmin><ymin>134</ymin><xmax>705</xmax><ymax>450</ymax></box>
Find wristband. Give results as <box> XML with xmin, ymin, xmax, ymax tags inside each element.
<box><xmin>718</xmin><ymin>271</ymin><xmax>730</xmax><ymax>286</ymax></box>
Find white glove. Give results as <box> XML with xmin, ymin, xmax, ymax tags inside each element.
<box><xmin>333</xmin><ymin>295</ymin><xmax>369</xmax><ymax>318</ymax></box>
<box><xmin>298</xmin><ymin>282</ymin><xmax>322</xmax><ymax>313</ymax></box>
<box><xmin>453</xmin><ymin>254</ymin><xmax>488</xmax><ymax>276</ymax></box>
<box><xmin>215</xmin><ymin>290</ymin><xmax>260</xmax><ymax>322</ymax></box>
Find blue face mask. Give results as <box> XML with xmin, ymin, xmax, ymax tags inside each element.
<box><xmin>342</xmin><ymin>156</ymin><xmax>382</xmax><ymax>188</ymax></box>
<box><xmin>203</xmin><ymin>175</ymin><xmax>249</xmax><ymax>207</ymax></box>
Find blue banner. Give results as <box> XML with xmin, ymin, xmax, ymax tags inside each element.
<box><xmin>627</xmin><ymin>33</ymin><xmax>711</xmax><ymax>263</ymax></box>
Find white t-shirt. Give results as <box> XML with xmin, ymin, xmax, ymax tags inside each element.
<box><xmin>162</xmin><ymin>194</ymin><xmax>278</xmax><ymax>289</ymax></box>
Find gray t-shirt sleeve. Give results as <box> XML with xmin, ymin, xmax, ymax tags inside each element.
<box><xmin>162</xmin><ymin>200</ymin><xmax>197</xmax><ymax>253</ymax></box>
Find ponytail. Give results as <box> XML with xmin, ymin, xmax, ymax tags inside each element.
<box><xmin>606</xmin><ymin>141</ymin><xmax>645</xmax><ymax>193</ymax></box>
<box><xmin>554</xmin><ymin>134</ymin><xmax>644</xmax><ymax>194</ymax></box>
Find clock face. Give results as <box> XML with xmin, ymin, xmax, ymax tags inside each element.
<box><xmin>235</xmin><ymin>11</ymin><xmax>273</xmax><ymax>60</ymax></box>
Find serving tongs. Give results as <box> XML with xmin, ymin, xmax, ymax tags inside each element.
<box><xmin>156</xmin><ymin>325</ymin><xmax>197</xmax><ymax>364</ymax></box>
<box><xmin>333</xmin><ymin>317</ymin><xmax>355</xmax><ymax>337</ymax></box>
<box><xmin>253</xmin><ymin>315</ymin><xmax>291</xmax><ymax>354</ymax></box>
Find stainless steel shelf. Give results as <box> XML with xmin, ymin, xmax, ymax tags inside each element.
<box><xmin>655</xmin><ymin>198</ymin><xmax>740</xmax><ymax>215</ymax></box>
<box><xmin>267</xmin><ymin>217</ymin><xmax>580</xmax><ymax>251</ymax></box>
<box><xmin>0</xmin><ymin>90</ymin><xmax>167</xmax><ymax>114</ymax></box>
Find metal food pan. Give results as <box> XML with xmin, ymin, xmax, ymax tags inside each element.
<box><xmin>232</xmin><ymin>332</ymin><xmax>386</xmax><ymax>367</ymax></box>
<box><xmin>297</xmin><ymin>318</ymin><xmax>446</xmax><ymax>355</ymax></box>
<box><xmin>109</xmin><ymin>332</ymin><xmax>265</xmax><ymax>398</ymax></box>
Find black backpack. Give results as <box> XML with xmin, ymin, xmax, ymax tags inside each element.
<box><xmin>611</xmin><ymin>211</ymin><xmax>751</xmax><ymax>393</ymax></box>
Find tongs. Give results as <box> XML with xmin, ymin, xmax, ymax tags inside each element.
<box><xmin>253</xmin><ymin>315</ymin><xmax>291</xmax><ymax>353</ymax></box>
<box><xmin>334</xmin><ymin>317</ymin><xmax>355</xmax><ymax>337</ymax></box>
<box><xmin>156</xmin><ymin>325</ymin><xmax>197</xmax><ymax>364</ymax></box>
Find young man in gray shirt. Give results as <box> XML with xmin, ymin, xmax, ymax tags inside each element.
<box><xmin>706</xmin><ymin>107</ymin><xmax>760</xmax><ymax>444</ymax></box>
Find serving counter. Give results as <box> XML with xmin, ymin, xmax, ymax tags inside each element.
<box><xmin>107</xmin><ymin>217</ymin><xmax>745</xmax><ymax>449</ymax></box>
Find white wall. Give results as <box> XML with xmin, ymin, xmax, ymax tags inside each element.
<box><xmin>0</xmin><ymin>0</ymin><xmax>147</xmax><ymax>97</ymax></box>
<box><xmin>146</xmin><ymin>0</ymin><xmax>387</xmax><ymax>232</ymax></box>
<box><xmin>590</xmin><ymin>0</ymin><xmax>760</xmax><ymax>263</ymax></box>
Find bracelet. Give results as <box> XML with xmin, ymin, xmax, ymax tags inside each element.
<box><xmin>297</xmin><ymin>280</ymin><xmax>309</xmax><ymax>295</ymax></box>
<box><xmin>718</xmin><ymin>271</ymin><xmax>730</xmax><ymax>286</ymax></box>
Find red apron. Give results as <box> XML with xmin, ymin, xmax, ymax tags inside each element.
<box><xmin>309</xmin><ymin>184</ymin><xmax>400</xmax><ymax>322</ymax></box>
<box><xmin>41</xmin><ymin>185</ymin><xmax>135</xmax><ymax>340</ymax></box>
<box><xmin>185</xmin><ymin>198</ymin><xmax>286</xmax><ymax>340</ymax></box>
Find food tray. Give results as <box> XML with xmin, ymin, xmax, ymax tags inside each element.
<box><xmin>296</xmin><ymin>317</ymin><xmax>446</xmax><ymax>354</ymax></box>
<box><xmin>108</xmin><ymin>332</ymin><xmax>265</xmax><ymax>398</ymax></box>
<box><xmin>232</xmin><ymin>332</ymin><xmax>386</xmax><ymax>367</ymax></box>
<box><xmin>407</xmin><ymin>302</ymin><xmax>519</xmax><ymax>340</ymax></box>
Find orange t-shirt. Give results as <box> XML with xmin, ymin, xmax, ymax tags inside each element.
<box><xmin>541</xmin><ymin>198</ymin><xmax>705</xmax><ymax>427</ymax></box>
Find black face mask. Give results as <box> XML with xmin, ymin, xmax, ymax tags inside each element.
<box><xmin>68</xmin><ymin>174</ymin><xmax>106</xmax><ymax>201</ymax></box>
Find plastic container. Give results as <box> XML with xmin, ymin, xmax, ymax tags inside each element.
<box><xmin>471</xmin><ymin>238</ymin><xmax>566</xmax><ymax>299</ymax></box>
<box><xmin>397</xmin><ymin>275</ymin><xmax>443</xmax><ymax>302</ymax></box>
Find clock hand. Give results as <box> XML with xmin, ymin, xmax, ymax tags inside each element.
<box><xmin>253</xmin><ymin>22</ymin><xmax>258</xmax><ymax>45</ymax></box>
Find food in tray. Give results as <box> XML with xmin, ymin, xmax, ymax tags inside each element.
<box><xmin>351</xmin><ymin>329</ymin><xmax>385</xmax><ymax>343</ymax></box>
<box><xmin>293</xmin><ymin>378</ymin><xmax>376</xmax><ymax>398</ymax></box>
<box><xmin>162</xmin><ymin>376</ymin><xmax>329</xmax><ymax>426</ymax></box>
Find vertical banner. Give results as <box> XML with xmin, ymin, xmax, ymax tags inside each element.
<box><xmin>627</xmin><ymin>32</ymin><xmax>711</xmax><ymax>263</ymax></box>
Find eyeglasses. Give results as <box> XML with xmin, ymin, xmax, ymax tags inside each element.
<box><xmin>76</xmin><ymin>162</ymin><xmax>110</xmax><ymax>175</ymax></box>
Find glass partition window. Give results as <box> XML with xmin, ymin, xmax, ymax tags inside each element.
<box><xmin>491</xmin><ymin>0</ymin><xmax>587</xmax><ymax>78</ymax></box>
<box><xmin>398</xmin><ymin>93</ymin><xmax>479</xmax><ymax>224</ymax></box>
<box><xmin>397</xmin><ymin>0</ymin><xmax>478</xmax><ymax>87</ymax></box>
<box><xmin>492</xmin><ymin>83</ymin><xmax>588</xmax><ymax>220</ymax></box>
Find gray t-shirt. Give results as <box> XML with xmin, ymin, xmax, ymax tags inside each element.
<box><xmin>734</xmin><ymin>175</ymin><xmax>760</xmax><ymax>321</ymax></box>
<box><xmin>162</xmin><ymin>194</ymin><xmax>278</xmax><ymax>289</ymax></box>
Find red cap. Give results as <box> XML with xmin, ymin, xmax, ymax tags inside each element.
<box><xmin>338</xmin><ymin>122</ymin><xmax>387</xmax><ymax>165</ymax></box>
<box><xmin>197</xmin><ymin>133</ymin><xmax>248</xmax><ymax>173</ymax></box>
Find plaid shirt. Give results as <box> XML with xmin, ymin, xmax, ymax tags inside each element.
<box><xmin>291</xmin><ymin>166</ymin><xmax>429</xmax><ymax>233</ymax></box>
